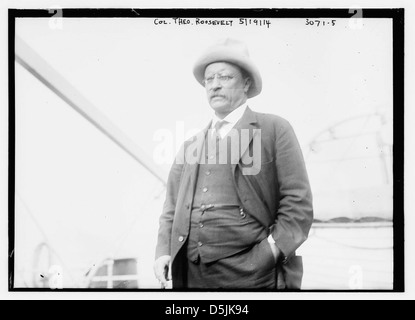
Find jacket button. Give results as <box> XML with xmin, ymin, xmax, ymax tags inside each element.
<box><xmin>178</xmin><ymin>236</ymin><xmax>184</xmax><ymax>242</ymax></box>
<box><xmin>198</xmin><ymin>241</ymin><xmax>203</xmax><ymax>247</ymax></box>
<box><xmin>240</xmin><ymin>208</ymin><xmax>246</xmax><ymax>218</ymax></box>
<box><xmin>202</xmin><ymin>187</ymin><xmax>208</xmax><ymax>193</ymax></box>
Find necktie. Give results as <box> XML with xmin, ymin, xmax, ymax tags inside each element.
<box><xmin>207</xmin><ymin>120</ymin><xmax>227</xmax><ymax>163</ymax></box>
<box><xmin>213</xmin><ymin>120</ymin><xmax>227</xmax><ymax>139</ymax></box>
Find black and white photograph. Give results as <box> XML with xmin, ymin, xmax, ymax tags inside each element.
<box><xmin>2</xmin><ymin>1</ymin><xmax>412</xmax><ymax>301</ymax></box>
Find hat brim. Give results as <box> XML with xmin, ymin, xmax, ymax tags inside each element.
<box><xmin>193</xmin><ymin>49</ymin><xmax>262</xmax><ymax>98</ymax></box>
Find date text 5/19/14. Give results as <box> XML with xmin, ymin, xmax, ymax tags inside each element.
<box><xmin>239</xmin><ymin>18</ymin><xmax>271</xmax><ymax>28</ymax></box>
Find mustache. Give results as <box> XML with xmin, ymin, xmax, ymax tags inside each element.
<box><xmin>210</xmin><ymin>94</ymin><xmax>226</xmax><ymax>99</ymax></box>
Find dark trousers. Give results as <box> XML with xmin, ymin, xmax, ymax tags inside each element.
<box><xmin>185</xmin><ymin>238</ymin><xmax>277</xmax><ymax>289</ymax></box>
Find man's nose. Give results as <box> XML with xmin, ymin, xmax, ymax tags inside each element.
<box><xmin>210</xmin><ymin>76</ymin><xmax>222</xmax><ymax>89</ymax></box>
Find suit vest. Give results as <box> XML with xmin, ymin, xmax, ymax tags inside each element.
<box><xmin>187</xmin><ymin>130</ymin><xmax>265</xmax><ymax>263</ymax></box>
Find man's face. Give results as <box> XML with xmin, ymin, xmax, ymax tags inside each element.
<box><xmin>204</xmin><ymin>62</ymin><xmax>250</xmax><ymax>117</ymax></box>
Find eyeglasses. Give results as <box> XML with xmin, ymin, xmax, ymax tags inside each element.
<box><xmin>203</xmin><ymin>73</ymin><xmax>240</xmax><ymax>86</ymax></box>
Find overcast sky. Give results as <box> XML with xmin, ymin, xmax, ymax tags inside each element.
<box><xmin>16</xmin><ymin>17</ymin><xmax>393</xmax><ymax>168</ymax></box>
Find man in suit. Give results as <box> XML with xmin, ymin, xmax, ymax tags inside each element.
<box><xmin>154</xmin><ymin>38</ymin><xmax>313</xmax><ymax>289</ymax></box>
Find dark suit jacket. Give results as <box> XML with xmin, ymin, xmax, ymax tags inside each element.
<box><xmin>156</xmin><ymin>106</ymin><xmax>313</xmax><ymax>289</ymax></box>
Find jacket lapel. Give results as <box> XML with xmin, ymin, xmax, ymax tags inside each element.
<box><xmin>229</xmin><ymin>107</ymin><xmax>258</xmax><ymax>173</ymax></box>
<box><xmin>184</xmin><ymin>121</ymin><xmax>212</xmax><ymax>201</ymax></box>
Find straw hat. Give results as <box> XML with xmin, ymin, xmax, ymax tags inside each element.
<box><xmin>193</xmin><ymin>38</ymin><xmax>262</xmax><ymax>98</ymax></box>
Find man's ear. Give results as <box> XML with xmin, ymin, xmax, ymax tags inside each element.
<box><xmin>244</xmin><ymin>77</ymin><xmax>252</xmax><ymax>94</ymax></box>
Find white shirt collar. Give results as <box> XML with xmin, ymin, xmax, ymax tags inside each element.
<box><xmin>211</xmin><ymin>103</ymin><xmax>248</xmax><ymax>128</ymax></box>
